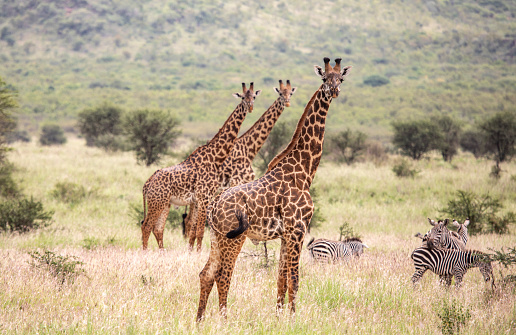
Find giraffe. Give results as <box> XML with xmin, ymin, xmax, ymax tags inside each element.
<box><xmin>182</xmin><ymin>80</ymin><xmax>297</xmax><ymax>240</ymax></box>
<box><xmin>141</xmin><ymin>83</ymin><xmax>261</xmax><ymax>251</ymax></box>
<box><xmin>196</xmin><ymin>58</ymin><xmax>351</xmax><ymax>321</ymax></box>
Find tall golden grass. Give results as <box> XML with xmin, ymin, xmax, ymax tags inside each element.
<box><xmin>1</xmin><ymin>138</ymin><xmax>515</xmax><ymax>334</ymax></box>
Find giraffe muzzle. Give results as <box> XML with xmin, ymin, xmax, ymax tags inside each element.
<box><xmin>285</xmin><ymin>102</ymin><xmax>291</xmax><ymax>107</ymax></box>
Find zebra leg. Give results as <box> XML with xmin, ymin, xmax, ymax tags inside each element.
<box><xmin>412</xmin><ymin>268</ymin><xmax>427</xmax><ymax>286</ymax></box>
<box><xmin>453</xmin><ymin>270</ymin><xmax>465</xmax><ymax>288</ymax></box>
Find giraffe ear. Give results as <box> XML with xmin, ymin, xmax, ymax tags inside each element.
<box><xmin>290</xmin><ymin>87</ymin><xmax>297</xmax><ymax>94</ymax></box>
<box><xmin>341</xmin><ymin>65</ymin><xmax>352</xmax><ymax>77</ymax></box>
<box><xmin>233</xmin><ymin>92</ymin><xmax>243</xmax><ymax>99</ymax></box>
<box><xmin>254</xmin><ymin>90</ymin><xmax>262</xmax><ymax>97</ymax></box>
<box><xmin>314</xmin><ymin>65</ymin><xmax>325</xmax><ymax>79</ymax></box>
<box><xmin>274</xmin><ymin>87</ymin><xmax>280</xmax><ymax>94</ymax></box>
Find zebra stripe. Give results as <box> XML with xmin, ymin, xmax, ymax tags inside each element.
<box><xmin>427</xmin><ymin>218</ymin><xmax>466</xmax><ymax>250</ymax></box>
<box><xmin>307</xmin><ymin>237</ymin><xmax>368</xmax><ymax>262</ymax></box>
<box><xmin>410</xmin><ymin>247</ymin><xmax>494</xmax><ymax>288</ymax></box>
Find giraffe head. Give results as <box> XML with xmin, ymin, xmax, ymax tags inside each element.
<box><xmin>233</xmin><ymin>82</ymin><xmax>261</xmax><ymax>112</ymax></box>
<box><xmin>314</xmin><ymin>57</ymin><xmax>351</xmax><ymax>98</ymax></box>
<box><xmin>274</xmin><ymin>80</ymin><xmax>297</xmax><ymax>107</ymax></box>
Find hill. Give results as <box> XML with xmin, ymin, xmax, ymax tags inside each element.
<box><xmin>0</xmin><ymin>0</ymin><xmax>515</xmax><ymax>142</ymax></box>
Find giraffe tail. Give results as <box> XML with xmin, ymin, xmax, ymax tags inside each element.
<box><xmin>226</xmin><ymin>210</ymin><xmax>249</xmax><ymax>239</ymax></box>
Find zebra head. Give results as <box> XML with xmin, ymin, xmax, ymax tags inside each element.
<box><xmin>427</xmin><ymin>218</ymin><xmax>450</xmax><ymax>249</ymax></box>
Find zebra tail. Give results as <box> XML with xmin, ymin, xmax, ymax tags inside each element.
<box><xmin>362</xmin><ymin>243</ymin><xmax>369</xmax><ymax>248</ymax></box>
<box><xmin>306</xmin><ymin>237</ymin><xmax>315</xmax><ymax>249</ymax></box>
<box><xmin>181</xmin><ymin>211</ymin><xmax>188</xmax><ymax>238</ymax></box>
<box><xmin>226</xmin><ymin>210</ymin><xmax>249</xmax><ymax>239</ymax></box>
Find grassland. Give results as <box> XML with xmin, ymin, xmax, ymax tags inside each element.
<box><xmin>1</xmin><ymin>138</ymin><xmax>515</xmax><ymax>334</ymax></box>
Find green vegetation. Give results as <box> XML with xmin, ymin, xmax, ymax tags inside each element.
<box><xmin>28</xmin><ymin>250</ymin><xmax>85</xmax><ymax>285</ymax></box>
<box><xmin>39</xmin><ymin>123</ymin><xmax>67</xmax><ymax>146</ymax></box>
<box><xmin>0</xmin><ymin>197</ymin><xmax>53</xmax><ymax>233</ymax></box>
<box><xmin>77</xmin><ymin>103</ymin><xmax>124</xmax><ymax>149</ymax></box>
<box><xmin>435</xmin><ymin>298</ymin><xmax>472</xmax><ymax>335</ymax></box>
<box><xmin>0</xmin><ymin>0</ymin><xmax>514</xmax><ymax>143</ymax></box>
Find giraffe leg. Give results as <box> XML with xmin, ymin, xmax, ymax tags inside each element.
<box><xmin>152</xmin><ymin>206</ymin><xmax>170</xmax><ymax>249</ymax></box>
<box><xmin>214</xmin><ymin>234</ymin><xmax>246</xmax><ymax>318</ymax></box>
<box><xmin>141</xmin><ymin>208</ymin><xmax>161</xmax><ymax>250</ymax></box>
<box><xmin>196</xmin><ymin>234</ymin><xmax>221</xmax><ymax>322</ymax></box>
<box><xmin>285</xmin><ymin>235</ymin><xmax>305</xmax><ymax>314</ymax></box>
<box><xmin>188</xmin><ymin>202</ymin><xmax>200</xmax><ymax>251</ymax></box>
<box><xmin>276</xmin><ymin>240</ymin><xmax>288</xmax><ymax>312</ymax></box>
<box><xmin>194</xmin><ymin>199</ymin><xmax>209</xmax><ymax>252</ymax></box>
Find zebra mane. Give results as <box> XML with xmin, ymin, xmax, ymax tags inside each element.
<box><xmin>306</xmin><ymin>237</ymin><xmax>315</xmax><ymax>249</ymax></box>
<box><xmin>342</xmin><ymin>237</ymin><xmax>362</xmax><ymax>243</ymax></box>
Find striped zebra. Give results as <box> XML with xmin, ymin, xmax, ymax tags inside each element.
<box><xmin>411</xmin><ymin>246</ymin><xmax>495</xmax><ymax>288</ymax></box>
<box><xmin>427</xmin><ymin>218</ymin><xmax>466</xmax><ymax>250</ymax></box>
<box><xmin>307</xmin><ymin>237</ymin><xmax>368</xmax><ymax>263</ymax></box>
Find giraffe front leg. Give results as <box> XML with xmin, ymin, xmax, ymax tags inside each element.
<box><xmin>194</xmin><ymin>199</ymin><xmax>209</xmax><ymax>252</ymax></box>
<box><xmin>153</xmin><ymin>206</ymin><xmax>170</xmax><ymax>249</ymax></box>
<box><xmin>286</xmin><ymin>232</ymin><xmax>305</xmax><ymax>314</ymax></box>
<box><xmin>276</xmin><ymin>239</ymin><xmax>288</xmax><ymax>312</ymax></box>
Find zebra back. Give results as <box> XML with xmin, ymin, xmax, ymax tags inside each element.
<box><xmin>307</xmin><ymin>238</ymin><xmax>367</xmax><ymax>262</ymax></box>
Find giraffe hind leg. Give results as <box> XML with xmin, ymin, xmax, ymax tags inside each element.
<box><xmin>152</xmin><ymin>206</ymin><xmax>170</xmax><ymax>249</ymax></box>
<box><xmin>196</xmin><ymin>238</ymin><xmax>221</xmax><ymax>322</ymax></box>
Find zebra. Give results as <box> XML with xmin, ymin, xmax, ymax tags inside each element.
<box><xmin>427</xmin><ymin>218</ymin><xmax>466</xmax><ymax>250</ymax></box>
<box><xmin>411</xmin><ymin>246</ymin><xmax>495</xmax><ymax>288</ymax></box>
<box><xmin>307</xmin><ymin>237</ymin><xmax>368</xmax><ymax>263</ymax></box>
<box><xmin>452</xmin><ymin>219</ymin><xmax>469</xmax><ymax>245</ymax></box>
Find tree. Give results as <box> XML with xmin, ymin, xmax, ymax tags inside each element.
<box><xmin>328</xmin><ymin>128</ymin><xmax>367</xmax><ymax>165</ymax></box>
<box><xmin>479</xmin><ymin>110</ymin><xmax>516</xmax><ymax>164</ymax></box>
<box><xmin>460</xmin><ymin>129</ymin><xmax>485</xmax><ymax>158</ymax></box>
<box><xmin>39</xmin><ymin>124</ymin><xmax>67</xmax><ymax>146</ymax></box>
<box><xmin>255</xmin><ymin>119</ymin><xmax>295</xmax><ymax>175</ymax></box>
<box><xmin>0</xmin><ymin>77</ymin><xmax>17</xmax><ymax>163</ymax></box>
<box><xmin>123</xmin><ymin>109</ymin><xmax>181</xmax><ymax>166</ymax></box>
<box><xmin>77</xmin><ymin>103</ymin><xmax>124</xmax><ymax>149</ymax></box>
<box><xmin>431</xmin><ymin>115</ymin><xmax>461</xmax><ymax>162</ymax></box>
<box><xmin>391</xmin><ymin>119</ymin><xmax>439</xmax><ymax>160</ymax></box>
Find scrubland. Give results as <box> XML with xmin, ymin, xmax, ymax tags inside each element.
<box><xmin>1</xmin><ymin>138</ymin><xmax>515</xmax><ymax>334</ymax></box>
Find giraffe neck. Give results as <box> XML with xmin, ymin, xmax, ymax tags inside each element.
<box><xmin>204</xmin><ymin>101</ymin><xmax>249</xmax><ymax>167</ymax></box>
<box><xmin>268</xmin><ymin>85</ymin><xmax>332</xmax><ymax>188</ymax></box>
<box><xmin>238</xmin><ymin>97</ymin><xmax>285</xmax><ymax>161</ymax></box>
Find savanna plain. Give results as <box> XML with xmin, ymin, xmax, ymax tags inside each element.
<box><xmin>1</xmin><ymin>138</ymin><xmax>515</xmax><ymax>334</ymax></box>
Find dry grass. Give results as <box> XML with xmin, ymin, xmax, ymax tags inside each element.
<box><xmin>1</xmin><ymin>138</ymin><xmax>515</xmax><ymax>334</ymax></box>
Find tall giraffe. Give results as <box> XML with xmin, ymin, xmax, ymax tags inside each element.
<box><xmin>141</xmin><ymin>83</ymin><xmax>261</xmax><ymax>251</ymax></box>
<box><xmin>182</xmin><ymin>80</ymin><xmax>297</xmax><ymax>239</ymax></box>
<box><xmin>196</xmin><ymin>58</ymin><xmax>351</xmax><ymax>321</ymax></box>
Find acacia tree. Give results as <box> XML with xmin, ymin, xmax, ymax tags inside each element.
<box><xmin>479</xmin><ymin>110</ymin><xmax>516</xmax><ymax>164</ymax></box>
<box><xmin>391</xmin><ymin>119</ymin><xmax>439</xmax><ymax>160</ymax></box>
<box><xmin>329</xmin><ymin>128</ymin><xmax>367</xmax><ymax>165</ymax></box>
<box><xmin>77</xmin><ymin>103</ymin><xmax>124</xmax><ymax>150</ymax></box>
<box><xmin>431</xmin><ymin>115</ymin><xmax>461</xmax><ymax>162</ymax></box>
<box><xmin>123</xmin><ymin>109</ymin><xmax>181</xmax><ymax>166</ymax></box>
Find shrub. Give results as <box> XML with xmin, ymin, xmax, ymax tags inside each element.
<box><xmin>486</xmin><ymin>246</ymin><xmax>516</xmax><ymax>284</ymax></box>
<box><xmin>460</xmin><ymin>129</ymin><xmax>485</xmax><ymax>158</ymax></box>
<box><xmin>123</xmin><ymin>109</ymin><xmax>181</xmax><ymax>166</ymax></box>
<box><xmin>0</xmin><ymin>197</ymin><xmax>53</xmax><ymax>233</ymax></box>
<box><xmin>328</xmin><ymin>128</ymin><xmax>367</xmax><ymax>165</ymax></box>
<box><xmin>28</xmin><ymin>250</ymin><xmax>85</xmax><ymax>285</ymax></box>
<box><xmin>77</xmin><ymin>103</ymin><xmax>124</xmax><ymax>149</ymax></box>
<box><xmin>392</xmin><ymin>159</ymin><xmax>419</xmax><ymax>178</ymax></box>
<box><xmin>338</xmin><ymin>221</ymin><xmax>361</xmax><ymax>240</ymax></box>
<box><xmin>0</xmin><ymin>161</ymin><xmax>21</xmax><ymax>198</ymax></box>
<box><xmin>365</xmin><ymin>140</ymin><xmax>388</xmax><ymax>166</ymax></box>
<box><xmin>435</xmin><ymin>298</ymin><xmax>471</xmax><ymax>335</ymax></box>
<box><xmin>39</xmin><ymin>124</ymin><xmax>66</xmax><ymax>146</ymax></box>
<box><xmin>50</xmin><ymin>181</ymin><xmax>87</xmax><ymax>204</ymax></box>
<box><xmin>440</xmin><ymin>190</ymin><xmax>514</xmax><ymax>235</ymax></box>
<box><xmin>363</xmin><ymin>75</ymin><xmax>390</xmax><ymax>87</ymax></box>
<box><xmin>391</xmin><ymin>119</ymin><xmax>440</xmax><ymax>160</ymax></box>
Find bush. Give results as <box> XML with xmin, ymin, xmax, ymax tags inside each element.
<box><xmin>39</xmin><ymin>124</ymin><xmax>66</xmax><ymax>146</ymax></box>
<box><xmin>391</xmin><ymin>119</ymin><xmax>439</xmax><ymax>160</ymax></box>
<box><xmin>487</xmin><ymin>247</ymin><xmax>516</xmax><ymax>284</ymax></box>
<box><xmin>77</xmin><ymin>103</ymin><xmax>124</xmax><ymax>149</ymax></box>
<box><xmin>431</xmin><ymin>115</ymin><xmax>461</xmax><ymax>162</ymax></box>
<box><xmin>0</xmin><ymin>197</ymin><xmax>53</xmax><ymax>233</ymax></box>
<box><xmin>460</xmin><ymin>129</ymin><xmax>485</xmax><ymax>158</ymax></box>
<box><xmin>440</xmin><ymin>190</ymin><xmax>514</xmax><ymax>235</ymax></box>
<box><xmin>363</xmin><ymin>75</ymin><xmax>390</xmax><ymax>87</ymax></box>
<box><xmin>123</xmin><ymin>109</ymin><xmax>181</xmax><ymax>166</ymax></box>
<box><xmin>435</xmin><ymin>298</ymin><xmax>471</xmax><ymax>335</ymax></box>
<box><xmin>338</xmin><ymin>221</ymin><xmax>361</xmax><ymax>240</ymax></box>
<box><xmin>328</xmin><ymin>128</ymin><xmax>367</xmax><ymax>165</ymax></box>
<box><xmin>50</xmin><ymin>181</ymin><xmax>88</xmax><ymax>204</ymax></box>
<box><xmin>0</xmin><ymin>161</ymin><xmax>20</xmax><ymax>198</ymax></box>
<box><xmin>28</xmin><ymin>250</ymin><xmax>85</xmax><ymax>285</ymax></box>
<box><xmin>392</xmin><ymin>158</ymin><xmax>419</xmax><ymax>178</ymax></box>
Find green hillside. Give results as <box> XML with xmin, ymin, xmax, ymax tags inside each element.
<box><xmin>1</xmin><ymin>0</ymin><xmax>515</xmax><ymax>141</ymax></box>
